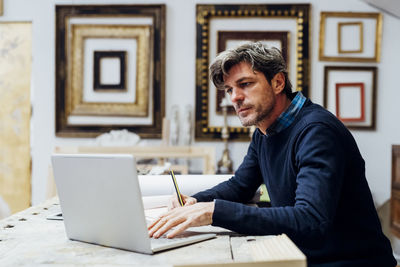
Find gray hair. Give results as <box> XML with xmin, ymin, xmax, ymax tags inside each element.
<box><xmin>209</xmin><ymin>42</ymin><xmax>292</xmax><ymax>97</ymax></box>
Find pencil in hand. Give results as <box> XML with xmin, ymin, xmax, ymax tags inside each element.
<box><xmin>170</xmin><ymin>170</ymin><xmax>185</xmax><ymax>206</ymax></box>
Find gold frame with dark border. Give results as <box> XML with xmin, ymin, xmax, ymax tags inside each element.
<box><xmin>319</xmin><ymin>12</ymin><xmax>382</xmax><ymax>62</ymax></box>
<box><xmin>195</xmin><ymin>4</ymin><xmax>311</xmax><ymax>141</ymax></box>
<box><xmin>55</xmin><ymin>5</ymin><xmax>165</xmax><ymax>138</ymax></box>
<box><xmin>0</xmin><ymin>0</ymin><xmax>3</xmax><ymax>16</ymax></box>
<box><xmin>68</xmin><ymin>24</ymin><xmax>150</xmax><ymax>117</ymax></box>
<box><xmin>93</xmin><ymin>50</ymin><xmax>127</xmax><ymax>91</ymax></box>
<box><xmin>337</xmin><ymin>22</ymin><xmax>363</xmax><ymax>54</ymax></box>
<box><xmin>323</xmin><ymin>66</ymin><xmax>377</xmax><ymax>130</ymax></box>
<box><xmin>216</xmin><ymin>30</ymin><xmax>289</xmax><ymax>115</ymax></box>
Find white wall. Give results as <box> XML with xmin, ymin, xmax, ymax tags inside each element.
<box><xmin>1</xmin><ymin>0</ymin><xmax>400</xmax><ymax>207</ymax></box>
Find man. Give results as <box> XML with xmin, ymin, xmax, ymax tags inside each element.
<box><xmin>148</xmin><ymin>42</ymin><xmax>396</xmax><ymax>266</ymax></box>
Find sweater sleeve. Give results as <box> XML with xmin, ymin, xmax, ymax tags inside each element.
<box><xmin>192</xmin><ymin>135</ymin><xmax>263</xmax><ymax>203</ymax></box>
<box><xmin>211</xmin><ymin>124</ymin><xmax>346</xmax><ymax>244</ymax></box>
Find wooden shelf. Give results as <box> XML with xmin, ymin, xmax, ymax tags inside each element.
<box><xmin>54</xmin><ymin>145</ymin><xmax>216</xmax><ymax>174</ymax></box>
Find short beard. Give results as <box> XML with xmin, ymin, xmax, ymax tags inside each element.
<box><xmin>238</xmin><ymin>98</ymin><xmax>276</xmax><ymax>127</ymax></box>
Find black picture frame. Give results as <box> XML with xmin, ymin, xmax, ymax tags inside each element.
<box><xmin>195</xmin><ymin>4</ymin><xmax>311</xmax><ymax>141</ymax></box>
<box><xmin>93</xmin><ymin>51</ymin><xmax>127</xmax><ymax>91</ymax></box>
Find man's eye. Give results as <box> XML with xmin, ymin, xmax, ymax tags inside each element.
<box><xmin>240</xmin><ymin>82</ymin><xmax>251</xmax><ymax>87</ymax></box>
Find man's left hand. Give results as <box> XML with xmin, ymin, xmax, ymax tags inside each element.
<box><xmin>148</xmin><ymin>202</ymin><xmax>215</xmax><ymax>238</ymax></box>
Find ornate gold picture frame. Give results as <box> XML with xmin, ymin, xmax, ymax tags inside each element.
<box><xmin>195</xmin><ymin>4</ymin><xmax>311</xmax><ymax>141</ymax></box>
<box><xmin>68</xmin><ymin>24</ymin><xmax>150</xmax><ymax>117</ymax></box>
<box><xmin>319</xmin><ymin>12</ymin><xmax>382</xmax><ymax>62</ymax></box>
<box><xmin>55</xmin><ymin>5</ymin><xmax>165</xmax><ymax>138</ymax></box>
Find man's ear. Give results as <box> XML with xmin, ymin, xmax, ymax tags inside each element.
<box><xmin>271</xmin><ymin>72</ymin><xmax>285</xmax><ymax>95</ymax></box>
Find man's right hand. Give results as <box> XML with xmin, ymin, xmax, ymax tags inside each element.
<box><xmin>168</xmin><ymin>194</ymin><xmax>197</xmax><ymax>210</ymax></box>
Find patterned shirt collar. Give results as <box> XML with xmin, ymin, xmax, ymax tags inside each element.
<box><xmin>264</xmin><ymin>91</ymin><xmax>306</xmax><ymax>137</ymax></box>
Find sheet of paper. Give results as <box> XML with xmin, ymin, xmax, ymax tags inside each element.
<box><xmin>142</xmin><ymin>195</ymin><xmax>170</xmax><ymax>209</ymax></box>
<box><xmin>138</xmin><ymin>174</ymin><xmax>232</xmax><ymax>196</ymax></box>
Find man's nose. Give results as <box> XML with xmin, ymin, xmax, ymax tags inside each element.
<box><xmin>231</xmin><ymin>88</ymin><xmax>244</xmax><ymax>103</ymax></box>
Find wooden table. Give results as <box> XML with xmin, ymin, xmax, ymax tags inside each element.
<box><xmin>0</xmin><ymin>198</ymin><xmax>304</xmax><ymax>266</ymax></box>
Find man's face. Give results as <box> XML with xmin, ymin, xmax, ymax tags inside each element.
<box><xmin>223</xmin><ymin>62</ymin><xmax>276</xmax><ymax>127</ymax></box>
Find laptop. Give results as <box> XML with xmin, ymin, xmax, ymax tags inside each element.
<box><xmin>51</xmin><ymin>153</ymin><xmax>216</xmax><ymax>254</ymax></box>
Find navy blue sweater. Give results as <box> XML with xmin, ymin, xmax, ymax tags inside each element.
<box><xmin>193</xmin><ymin>100</ymin><xmax>395</xmax><ymax>266</ymax></box>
